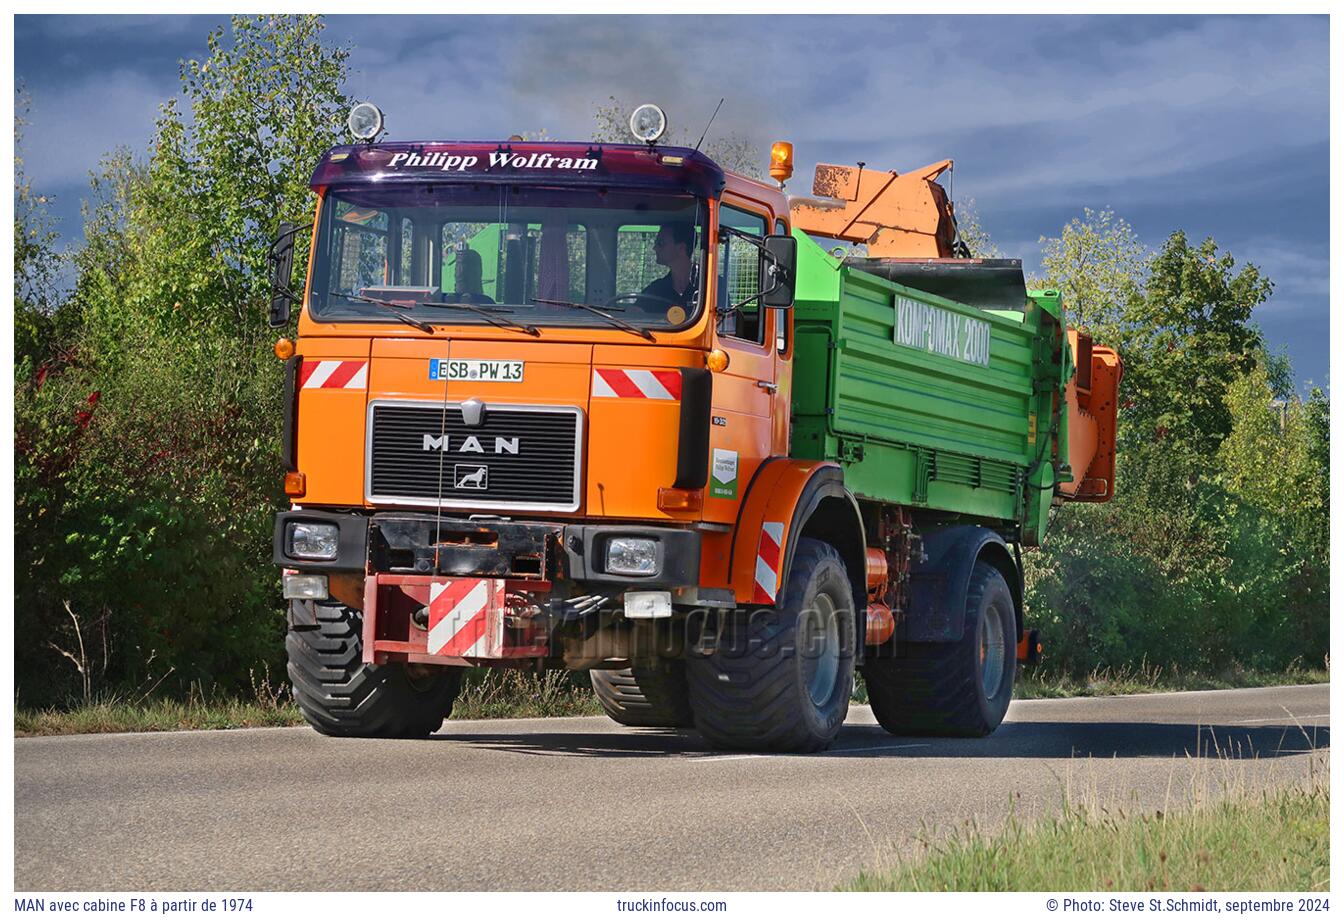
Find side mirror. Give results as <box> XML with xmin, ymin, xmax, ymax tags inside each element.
<box><xmin>268</xmin><ymin>221</ymin><xmax>298</xmax><ymax>328</ymax></box>
<box><xmin>761</xmin><ymin>234</ymin><xmax>797</xmax><ymax>309</ymax></box>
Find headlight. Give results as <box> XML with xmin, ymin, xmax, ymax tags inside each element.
<box><xmin>628</xmin><ymin>103</ymin><xmax>667</xmax><ymax>144</ymax></box>
<box><xmin>287</xmin><ymin>522</ymin><xmax>339</xmax><ymax>560</ymax></box>
<box><xmin>348</xmin><ymin>102</ymin><xmax>384</xmax><ymax>141</ymax></box>
<box><xmin>605</xmin><ymin>537</ymin><xmax>658</xmax><ymax>576</ymax></box>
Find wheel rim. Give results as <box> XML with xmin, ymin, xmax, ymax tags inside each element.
<box><xmin>802</xmin><ymin>593</ymin><xmax>841</xmax><ymax>706</ymax></box>
<box><xmin>978</xmin><ymin>605</ymin><xmax>1006</xmax><ymax>700</ymax></box>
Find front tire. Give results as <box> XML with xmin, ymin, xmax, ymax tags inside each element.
<box><xmin>286</xmin><ymin>601</ymin><xmax>464</xmax><ymax>738</ymax></box>
<box><xmin>687</xmin><ymin>538</ymin><xmax>856</xmax><ymax>752</ymax></box>
<box><xmin>862</xmin><ymin>561</ymin><xmax>1016</xmax><ymax>737</ymax></box>
<box><xmin>590</xmin><ymin>662</ymin><xmax>694</xmax><ymax>728</ymax></box>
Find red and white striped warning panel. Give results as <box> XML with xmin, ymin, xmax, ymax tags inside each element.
<box><xmin>299</xmin><ymin>360</ymin><xmax>368</xmax><ymax>390</ymax></box>
<box><xmin>591</xmin><ymin>368</ymin><xmax>682</xmax><ymax>400</ymax></box>
<box><xmin>751</xmin><ymin>521</ymin><xmax>785</xmax><ymax>604</ymax></box>
<box><xmin>427</xmin><ymin>578</ymin><xmax>505</xmax><ymax>658</ymax></box>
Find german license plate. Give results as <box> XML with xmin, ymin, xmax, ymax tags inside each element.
<box><xmin>429</xmin><ymin>359</ymin><xmax>524</xmax><ymax>382</ymax></box>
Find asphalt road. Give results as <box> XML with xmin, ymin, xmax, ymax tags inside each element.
<box><xmin>14</xmin><ymin>684</ymin><xmax>1328</xmax><ymax>892</ymax></box>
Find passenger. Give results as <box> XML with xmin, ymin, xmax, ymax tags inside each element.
<box><xmin>454</xmin><ymin>248</ymin><xmax>496</xmax><ymax>305</ymax></box>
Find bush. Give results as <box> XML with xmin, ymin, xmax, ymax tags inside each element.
<box><xmin>16</xmin><ymin>326</ymin><xmax>286</xmax><ymax>705</ymax></box>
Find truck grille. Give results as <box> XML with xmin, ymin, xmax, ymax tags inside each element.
<box><xmin>367</xmin><ymin>401</ymin><xmax>582</xmax><ymax>512</ymax></box>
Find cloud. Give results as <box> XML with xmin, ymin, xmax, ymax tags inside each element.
<box><xmin>20</xmin><ymin>69</ymin><xmax>171</xmax><ymax>188</ymax></box>
<box><xmin>14</xmin><ymin>13</ymin><xmax>1328</xmax><ymax>388</ymax></box>
<box><xmin>1227</xmin><ymin>238</ymin><xmax>1332</xmax><ymax>304</ymax></box>
<box><xmin>18</xmin><ymin>13</ymin><xmax>218</xmax><ymax>43</ymax></box>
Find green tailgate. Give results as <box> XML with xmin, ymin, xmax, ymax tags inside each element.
<box><xmin>789</xmin><ymin>231</ymin><xmax>1067</xmax><ymax>544</ymax></box>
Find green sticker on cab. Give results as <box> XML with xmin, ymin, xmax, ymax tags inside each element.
<box><xmin>710</xmin><ymin>448</ymin><xmax>739</xmax><ymax>500</ymax></box>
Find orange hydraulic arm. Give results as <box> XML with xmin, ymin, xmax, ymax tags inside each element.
<box><xmin>1059</xmin><ymin>330</ymin><xmax>1123</xmax><ymax>502</ymax></box>
<box><xmin>789</xmin><ymin>159</ymin><xmax>959</xmax><ymax>258</ymax></box>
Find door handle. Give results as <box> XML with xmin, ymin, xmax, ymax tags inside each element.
<box><xmin>756</xmin><ymin>381</ymin><xmax>778</xmax><ymax>393</ymax></box>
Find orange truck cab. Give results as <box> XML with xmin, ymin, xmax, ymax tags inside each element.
<box><xmin>271</xmin><ymin>135</ymin><xmax>824</xmax><ymax>743</ymax></box>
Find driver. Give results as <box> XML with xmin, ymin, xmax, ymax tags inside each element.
<box><xmin>641</xmin><ymin>221</ymin><xmax>696</xmax><ymax>310</ymax></box>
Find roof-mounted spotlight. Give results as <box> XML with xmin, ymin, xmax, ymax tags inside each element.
<box><xmin>348</xmin><ymin>102</ymin><xmax>384</xmax><ymax>142</ymax></box>
<box><xmin>629</xmin><ymin>103</ymin><xmax>667</xmax><ymax>146</ymax></box>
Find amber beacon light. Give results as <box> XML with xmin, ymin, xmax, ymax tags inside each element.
<box><xmin>769</xmin><ymin>141</ymin><xmax>794</xmax><ymax>186</ymax></box>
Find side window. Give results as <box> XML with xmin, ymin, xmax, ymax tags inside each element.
<box><xmin>775</xmin><ymin>218</ymin><xmax>789</xmax><ymax>354</ymax></box>
<box><xmin>329</xmin><ymin>203</ymin><xmax>390</xmax><ymax>294</ymax></box>
<box><xmin>717</xmin><ymin>204</ymin><xmax>767</xmax><ymax>344</ymax></box>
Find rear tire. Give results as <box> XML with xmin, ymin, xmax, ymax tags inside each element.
<box><xmin>687</xmin><ymin>538</ymin><xmax>856</xmax><ymax>752</ymax></box>
<box><xmin>286</xmin><ymin>601</ymin><xmax>464</xmax><ymax>738</ymax></box>
<box><xmin>590</xmin><ymin>662</ymin><xmax>694</xmax><ymax>728</ymax></box>
<box><xmin>863</xmin><ymin>561</ymin><xmax>1016</xmax><ymax>737</ymax></box>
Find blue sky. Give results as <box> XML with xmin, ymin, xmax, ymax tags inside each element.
<box><xmin>15</xmin><ymin>14</ymin><xmax>1330</xmax><ymax>391</ymax></box>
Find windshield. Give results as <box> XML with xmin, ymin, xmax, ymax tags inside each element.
<box><xmin>309</xmin><ymin>184</ymin><xmax>709</xmax><ymax>330</ymax></box>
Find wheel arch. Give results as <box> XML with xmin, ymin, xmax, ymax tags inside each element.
<box><xmin>730</xmin><ymin>460</ymin><xmax>867</xmax><ymax>654</ymax></box>
<box><xmin>905</xmin><ymin>525</ymin><xmax>1022</xmax><ymax>643</ymax></box>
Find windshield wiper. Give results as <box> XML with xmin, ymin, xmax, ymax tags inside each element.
<box><xmin>424</xmin><ymin>301</ymin><xmax>540</xmax><ymax>337</ymax></box>
<box><xmin>329</xmin><ymin>291</ymin><xmax>436</xmax><ymax>333</ymax></box>
<box><xmin>328</xmin><ymin>291</ymin><xmax>540</xmax><ymax>337</ymax></box>
<box><xmin>531</xmin><ymin>297</ymin><xmax>655</xmax><ymax>341</ymax></box>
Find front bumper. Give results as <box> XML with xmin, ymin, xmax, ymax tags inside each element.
<box><xmin>273</xmin><ymin>510</ymin><xmax>701</xmax><ymax>588</ymax></box>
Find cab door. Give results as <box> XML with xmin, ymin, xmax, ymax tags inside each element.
<box><xmin>703</xmin><ymin>201</ymin><xmax>778</xmax><ymax>524</ymax></box>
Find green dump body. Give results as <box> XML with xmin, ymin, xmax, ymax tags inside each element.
<box><xmin>789</xmin><ymin>231</ymin><xmax>1070</xmax><ymax>546</ymax></box>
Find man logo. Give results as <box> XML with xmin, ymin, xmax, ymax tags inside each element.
<box><xmin>454</xmin><ymin>464</ymin><xmax>488</xmax><ymax>490</ymax></box>
<box><xmin>423</xmin><ymin>434</ymin><xmax>520</xmax><ymax>454</ymax></box>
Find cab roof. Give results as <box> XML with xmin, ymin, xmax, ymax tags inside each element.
<box><xmin>310</xmin><ymin>141</ymin><xmax>727</xmax><ymax>199</ymax></box>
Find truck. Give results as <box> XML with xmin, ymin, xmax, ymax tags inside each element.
<box><xmin>268</xmin><ymin>103</ymin><xmax>1121</xmax><ymax>752</ymax></box>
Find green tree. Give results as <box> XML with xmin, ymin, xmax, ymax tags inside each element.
<box><xmin>1217</xmin><ymin>359</ymin><xmax>1318</xmax><ymax>518</ymax></box>
<box><xmin>1214</xmin><ymin>358</ymin><xmax>1329</xmax><ymax>664</ymax></box>
<box><xmin>1034</xmin><ymin>208</ymin><xmax>1148</xmax><ymax>347</ymax></box>
<box><xmin>1119</xmin><ymin>231</ymin><xmax>1270</xmax><ymax>503</ymax></box>
<box><xmin>129</xmin><ymin>15</ymin><xmax>351</xmax><ymax>337</ymax></box>
<box><xmin>15</xmin><ymin>15</ymin><xmax>354</xmax><ymax>705</ymax></box>
<box><xmin>954</xmin><ymin>198</ymin><xmax>1001</xmax><ymax>259</ymax></box>
<box><xmin>1023</xmin><ymin>210</ymin><xmax>1326</xmax><ymax>678</ymax></box>
<box><xmin>15</xmin><ymin>86</ymin><xmax>67</xmax><ymax>374</ymax></box>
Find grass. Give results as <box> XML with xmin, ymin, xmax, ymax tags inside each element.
<box><xmin>16</xmin><ymin>669</ymin><xmax>305</xmax><ymax>736</ymax></box>
<box><xmin>15</xmin><ymin>666</ymin><xmax>601</xmax><ymax>736</ymax></box>
<box><xmin>844</xmin><ymin>778</ymin><xmax>1329</xmax><ymax>892</ymax></box>
<box><xmin>18</xmin><ymin>660</ymin><xmax>1327</xmax><ymax>737</ymax></box>
<box><xmin>1014</xmin><ymin>660</ymin><xmax>1330</xmax><ymax>700</ymax></box>
<box><xmin>450</xmin><ymin>668</ymin><xmax>604</xmax><ymax>720</ymax></box>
